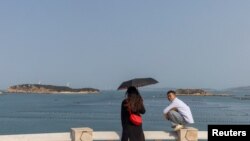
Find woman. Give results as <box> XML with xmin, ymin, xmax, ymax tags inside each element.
<box><xmin>121</xmin><ymin>86</ymin><xmax>146</xmax><ymax>141</ymax></box>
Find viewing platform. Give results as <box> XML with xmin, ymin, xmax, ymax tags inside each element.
<box><xmin>0</xmin><ymin>127</ymin><xmax>207</xmax><ymax>141</ymax></box>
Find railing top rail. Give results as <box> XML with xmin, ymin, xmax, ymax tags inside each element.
<box><xmin>0</xmin><ymin>131</ymin><xmax>208</xmax><ymax>141</ymax></box>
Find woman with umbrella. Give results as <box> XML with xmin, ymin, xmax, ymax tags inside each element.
<box><xmin>121</xmin><ymin>86</ymin><xmax>146</xmax><ymax>141</ymax></box>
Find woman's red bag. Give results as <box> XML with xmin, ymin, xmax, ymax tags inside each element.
<box><xmin>129</xmin><ymin>111</ymin><xmax>142</xmax><ymax>126</ymax></box>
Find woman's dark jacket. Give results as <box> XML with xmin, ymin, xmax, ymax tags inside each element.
<box><xmin>121</xmin><ymin>99</ymin><xmax>146</xmax><ymax>141</ymax></box>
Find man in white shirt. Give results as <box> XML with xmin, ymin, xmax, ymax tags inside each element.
<box><xmin>163</xmin><ymin>90</ymin><xmax>194</xmax><ymax>131</ymax></box>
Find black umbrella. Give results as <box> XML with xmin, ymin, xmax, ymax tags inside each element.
<box><xmin>117</xmin><ymin>77</ymin><xmax>158</xmax><ymax>90</ymax></box>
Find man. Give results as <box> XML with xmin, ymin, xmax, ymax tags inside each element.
<box><xmin>163</xmin><ymin>90</ymin><xmax>194</xmax><ymax>131</ymax></box>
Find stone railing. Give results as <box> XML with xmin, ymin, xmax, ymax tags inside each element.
<box><xmin>0</xmin><ymin>127</ymin><xmax>207</xmax><ymax>141</ymax></box>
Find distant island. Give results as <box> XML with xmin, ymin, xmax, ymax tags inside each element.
<box><xmin>176</xmin><ymin>89</ymin><xmax>207</xmax><ymax>95</ymax></box>
<box><xmin>175</xmin><ymin>88</ymin><xmax>229</xmax><ymax>96</ymax></box>
<box><xmin>7</xmin><ymin>84</ymin><xmax>100</xmax><ymax>94</ymax></box>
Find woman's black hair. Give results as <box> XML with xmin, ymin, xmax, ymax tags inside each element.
<box><xmin>126</xmin><ymin>86</ymin><xmax>139</xmax><ymax>97</ymax></box>
<box><xmin>125</xmin><ymin>86</ymin><xmax>144</xmax><ymax>113</ymax></box>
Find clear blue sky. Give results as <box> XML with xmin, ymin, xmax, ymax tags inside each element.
<box><xmin>0</xmin><ymin>0</ymin><xmax>250</xmax><ymax>90</ymax></box>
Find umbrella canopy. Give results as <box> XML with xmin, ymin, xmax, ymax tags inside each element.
<box><xmin>117</xmin><ymin>77</ymin><xmax>158</xmax><ymax>90</ymax></box>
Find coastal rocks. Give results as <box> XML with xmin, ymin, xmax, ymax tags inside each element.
<box><xmin>175</xmin><ymin>88</ymin><xmax>230</xmax><ymax>96</ymax></box>
<box><xmin>176</xmin><ymin>89</ymin><xmax>207</xmax><ymax>95</ymax></box>
<box><xmin>7</xmin><ymin>84</ymin><xmax>100</xmax><ymax>94</ymax></box>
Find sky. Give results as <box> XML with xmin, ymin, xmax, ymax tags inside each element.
<box><xmin>0</xmin><ymin>0</ymin><xmax>250</xmax><ymax>90</ymax></box>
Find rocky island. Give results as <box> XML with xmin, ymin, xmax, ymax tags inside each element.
<box><xmin>7</xmin><ymin>84</ymin><xmax>100</xmax><ymax>94</ymax></box>
<box><xmin>175</xmin><ymin>88</ymin><xmax>229</xmax><ymax>96</ymax></box>
<box><xmin>176</xmin><ymin>89</ymin><xmax>208</xmax><ymax>95</ymax></box>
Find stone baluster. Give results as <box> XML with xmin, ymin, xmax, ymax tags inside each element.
<box><xmin>177</xmin><ymin>127</ymin><xmax>198</xmax><ymax>141</ymax></box>
<box><xmin>71</xmin><ymin>127</ymin><xmax>93</xmax><ymax>141</ymax></box>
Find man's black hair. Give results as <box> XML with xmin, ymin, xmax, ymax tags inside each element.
<box><xmin>167</xmin><ymin>90</ymin><xmax>176</xmax><ymax>95</ymax></box>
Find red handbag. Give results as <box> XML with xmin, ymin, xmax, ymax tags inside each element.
<box><xmin>129</xmin><ymin>111</ymin><xmax>142</xmax><ymax>126</ymax></box>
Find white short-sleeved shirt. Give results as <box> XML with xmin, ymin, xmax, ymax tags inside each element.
<box><xmin>163</xmin><ymin>97</ymin><xmax>194</xmax><ymax>124</ymax></box>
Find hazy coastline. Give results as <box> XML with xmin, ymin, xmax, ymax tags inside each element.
<box><xmin>7</xmin><ymin>84</ymin><xmax>100</xmax><ymax>94</ymax></box>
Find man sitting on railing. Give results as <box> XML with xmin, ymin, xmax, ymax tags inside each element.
<box><xmin>163</xmin><ymin>90</ymin><xmax>194</xmax><ymax>131</ymax></box>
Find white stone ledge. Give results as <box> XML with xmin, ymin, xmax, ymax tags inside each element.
<box><xmin>0</xmin><ymin>132</ymin><xmax>71</xmax><ymax>141</ymax></box>
<box><xmin>0</xmin><ymin>130</ymin><xmax>208</xmax><ymax>141</ymax></box>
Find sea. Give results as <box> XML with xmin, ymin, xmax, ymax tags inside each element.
<box><xmin>0</xmin><ymin>90</ymin><xmax>250</xmax><ymax>135</ymax></box>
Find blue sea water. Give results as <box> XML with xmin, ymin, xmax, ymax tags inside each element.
<box><xmin>0</xmin><ymin>90</ymin><xmax>250</xmax><ymax>135</ymax></box>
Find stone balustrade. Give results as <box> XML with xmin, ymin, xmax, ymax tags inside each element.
<box><xmin>0</xmin><ymin>127</ymin><xmax>207</xmax><ymax>141</ymax></box>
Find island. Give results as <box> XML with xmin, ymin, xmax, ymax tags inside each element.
<box><xmin>175</xmin><ymin>88</ymin><xmax>230</xmax><ymax>96</ymax></box>
<box><xmin>7</xmin><ymin>84</ymin><xmax>100</xmax><ymax>94</ymax></box>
